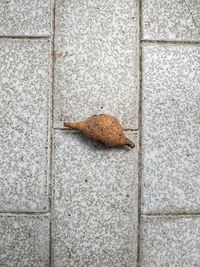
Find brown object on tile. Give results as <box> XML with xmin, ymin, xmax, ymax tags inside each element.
<box><xmin>64</xmin><ymin>114</ymin><xmax>135</xmax><ymax>148</ymax></box>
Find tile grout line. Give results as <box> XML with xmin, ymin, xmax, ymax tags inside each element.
<box><xmin>0</xmin><ymin>36</ymin><xmax>51</xmax><ymax>39</ymax></box>
<box><xmin>141</xmin><ymin>213</ymin><xmax>200</xmax><ymax>218</ymax></box>
<box><xmin>52</xmin><ymin>128</ymin><xmax>139</xmax><ymax>132</ymax></box>
<box><xmin>0</xmin><ymin>37</ymin><xmax>198</xmax><ymax>45</ymax></box>
<box><xmin>0</xmin><ymin>212</ymin><xmax>50</xmax><ymax>215</ymax></box>
<box><xmin>1</xmin><ymin>211</ymin><xmax>200</xmax><ymax>217</ymax></box>
<box><xmin>136</xmin><ymin>0</ymin><xmax>143</xmax><ymax>266</ymax></box>
<box><xmin>142</xmin><ymin>39</ymin><xmax>200</xmax><ymax>45</ymax></box>
<box><xmin>49</xmin><ymin>0</ymin><xmax>56</xmax><ymax>266</ymax></box>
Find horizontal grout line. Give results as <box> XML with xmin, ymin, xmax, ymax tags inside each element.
<box><xmin>0</xmin><ymin>35</ymin><xmax>51</xmax><ymax>40</ymax></box>
<box><xmin>125</xmin><ymin>128</ymin><xmax>139</xmax><ymax>132</ymax></box>
<box><xmin>53</xmin><ymin>128</ymin><xmax>139</xmax><ymax>132</ymax></box>
<box><xmin>0</xmin><ymin>211</ymin><xmax>50</xmax><ymax>215</ymax></box>
<box><xmin>141</xmin><ymin>39</ymin><xmax>200</xmax><ymax>45</ymax></box>
<box><xmin>2</xmin><ymin>37</ymin><xmax>198</xmax><ymax>43</ymax></box>
<box><xmin>141</xmin><ymin>213</ymin><xmax>200</xmax><ymax>218</ymax></box>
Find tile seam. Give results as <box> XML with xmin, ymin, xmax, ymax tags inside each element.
<box><xmin>0</xmin><ymin>212</ymin><xmax>50</xmax><ymax>215</ymax></box>
<box><xmin>136</xmin><ymin>0</ymin><xmax>143</xmax><ymax>266</ymax></box>
<box><xmin>49</xmin><ymin>0</ymin><xmax>56</xmax><ymax>266</ymax></box>
<box><xmin>142</xmin><ymin>39</ymin><xmax>200</xmax><ymax>45</ymax></box>
<box><xmin>141</xmin><ymin>213</ymin><xmax>200</xmax><ymax>217</ymax></box>
<box><xmin>0</xmin><ymin>36</ymin><xmax>51</xmax><ymax>39</ymax></box>
<box><xmin>52</xmin><ymin>128</ymin><xmax>139</xmax><ymax>132</ymax></box>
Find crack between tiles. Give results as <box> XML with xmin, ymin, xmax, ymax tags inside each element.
<box><xmin>53</xmin><ymin>127</ymin><xmax>139</xmax><ymax>132</ymax></box>
<box><xmin>142</xmin><ymin>39</ymin><xmax>200</xmax><ymax>45</ymax></box>
<box><xmin>136</xmin><ymin>0</ymin><xmax>143</xmax><ymax>266</ymax></box>
<box><xmin>0</xmin><ymin>35</ymin><xmax>51</xmax><ymax>39</ymax></box>
<box><xmin>141</xmin><ymin>213</ymin><xmax>200</xmax><ymax>218</ymax></box>
<box><xmin>0</xmin><ymin>211</ymin><xmax>50</xmax><ymax>216</ymax></box>
<box><xmin>49</xmin><ymin>0</ymin><xmax>56</xmax><ymax>266</ymax></box>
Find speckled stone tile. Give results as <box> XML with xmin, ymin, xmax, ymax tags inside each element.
<box><xmin>142</xmin><ymin>0</ymin><xmax>200</xmax><ymax>41</ymax></box>
<box><xmin>140</xmin><ymin>216</ymin><xmax>200</xmax><ymax>267</ymax></box>
<box><xmin>0</xmin><ymin>214</ymin><xmax>49</xmax><ymax>266</ymax></box>
<box><xmin>52</xmin><ymin>132</ymin><xmax>138</xmax><ymax>267</ymax></box>
<box><xmin>0</xmin><ymin>0</ymin><xmax>52</xmax><ymax>36</ymax></box>
<box><xmin>54</xmin><ymin>0</ymin><xmax>139</xmax><ymax>129</ymax></box>
<box><xmin>142</xmin><ymin>44</ymin><xmax>200</xmax><ymax>213</ymax></box>
<box><xmin>0</xmin><ymin>39</ymin><xmax>51</xmax><ymax>212</ymax></box>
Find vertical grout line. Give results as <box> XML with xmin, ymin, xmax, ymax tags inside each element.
<box><xmin>136</xmin><ymin>0</ymin><xmax>143</xmax><ymax>266</ymax></box>
<box><xmin>49</xmin><ymin>0</ymin><xmax>56</xmax><ymax>266</ymax></box>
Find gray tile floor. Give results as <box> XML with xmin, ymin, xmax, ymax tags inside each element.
<box><xmin>0</xmin><ymin>0</ymin><xmax>199</xmax><ymax>266</ymax></box>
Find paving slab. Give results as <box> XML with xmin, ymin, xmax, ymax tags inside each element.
<box><xmin>0</xmin><ymin>0</ymin><xmax>52</xmax><ymax>36</ymax></box>
<box><xmin>142</xmin><ymin>43</ymin><xmax>200</xmax><ymax>213</ymax></box>
<box><xmin>52</xmin><ymin>131</ymin><xmax>138</xmax><ymax>267</ymax></box>
<box><xmin>0</xmin><ymin>39</ymin><xmax>51</xmax><ymax>212</ymax></box>
<box><xmin>54</xmin><ymin>0</ymin><xmax>139</xmax><ymax>129</ymax></box>
<box><xmin>0</xmin><ymin>214</ymin><xmax>49</xmax><ymax>266</ymax></box>
<box><xmin>142</xmin><ymin>0</ymin><xmax>200</xmax><ymax>41</ymax></box>
<box><xmin>140</xmin><ymin>216</ymin><xmax>200</xmax><ymax>267</ymax></box>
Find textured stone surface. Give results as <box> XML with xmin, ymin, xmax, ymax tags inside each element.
<box><xmin>54</xmin><ymin>0</ymin><xmax>139</xmax><ymax>129</ymax></box>
<box><xmin>0</xmin><ymin>214</ymin><xmax>49</xmax><ymax>266</ymax></box>
<box><xmin>140</xmin><ymin>216</ymin><xmax>200</xmax><ymax>267</ymax></box>
<box><xmin>142</xmin><ymin>0</ymin><xmax>200</xmax><ymax>41</ymax></box>
<box><xmin>0</xmin><ymin>39</ymin><xmax>51</xmax><ymax>211</ymax></box>
<box><xmin>52</xmin><ymin>131</ymin><xmax>138</xmax><ymax>267</ymax></box>
<box><xmin>0</xmin><ymin>0</ymin><xmax>52</xmax><ymax>36</ymax></box>
<box><xmin>142</xmin><ymin>44</ymin><xmax>200</xmax><ymax>213</ymax></box>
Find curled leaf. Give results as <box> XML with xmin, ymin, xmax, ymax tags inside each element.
<box><xmin>64</xmin><ymin>114</ymin><xmax>135</xmax><ymax>148</ymax></box>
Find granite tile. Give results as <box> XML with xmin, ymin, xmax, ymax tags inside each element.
<box><xmin>54</xmin><ymin>0</ymin><xmax>139</xmax><ymax>129</ymax></box>
<box><xmin>142</xmin><ymin>44</ymin><xmax>200</xmax><ymax>213</ymax></box>
<box><xmin>52</xmin><ymin>131</ymin><xmax>138</xmax><ymax>267</ymax></box>
<box><xmin>142</xmin><ymin>0</ymin><xmax>200</xmax><ymax>41</ymax></box>
<box><xmin>0</xmin><ymin>214</ymin><xmax>49</xmax><ymax>267</ymax></box>
<box><xmin>0</xmin><ymin>39</ymin><xmax>51</xmax><ymax>211</ymax></box>
<box><xmin>140</xmin><ymin>216</ymin><xmax>200</xmax><ymax>267</ymax></box>
<box><xmin>0</xmin><ymin>0</ymin><xmax>52</xmax><ymax>36</ymax></box>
